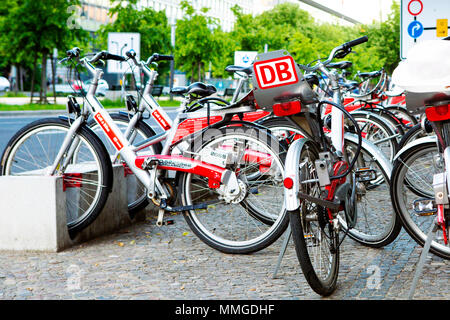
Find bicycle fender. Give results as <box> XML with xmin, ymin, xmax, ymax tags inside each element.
<box><xmin>284</xmin><ymin>138</ymin><xmax>309</xmax><ymax>211</ymax></box>
<box><xmin>392</xmin><ymin>136</ymin><xmax>437</xmax><ymax>162</ymax></box>
<box><xmin>344</xmin><ymin>133</ymin><xmax>392</xmax><ymax>179</ymax></box>
<box><xmin>351</xmin><ymin>110</ymin><xmax>397</xmax><ymax>129</ymax></box>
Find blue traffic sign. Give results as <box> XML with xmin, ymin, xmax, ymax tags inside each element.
<box><xmin>408</xmin><ymin>20</ymin><xmax>424</xmax><ymax>38</ymax></box>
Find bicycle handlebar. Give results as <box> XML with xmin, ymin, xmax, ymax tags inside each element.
<box><xmin>60</xmin><ymin>48</ymin><xmax>127</xmax><ymax>65</ymax></box>
<box><xmin>89</xmin><ymin>51</ymin><xmax>126</xmax><ymax>64</ymax></box>
<box><xmin>146</xmin><ymin>53</ymin><xmax>174</xmax><ymax>65</ymax></box>
<box><xmin>297</xmin><ymin>36</ymin><xmax>368</xmax><ymax>72</ymax></box>
<box><xmin>342</xmin><ymin>36</ymin><xmax>368</xmax><ymax>50</ymax></box>
<box><xmin>125</xmin><ymin>50</ymin><xmax>174</xmax><ymax>68</ymax></box>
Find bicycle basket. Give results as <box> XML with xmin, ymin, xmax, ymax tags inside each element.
<box><xmin>251</xmin><ymin>50</ymin><xmax>318</xmax><ymax>114</ymax></box>
<box><xmin>392</xmin><ymin>40</ymin><xmax>450</xmax><ymax>114</ymax></box>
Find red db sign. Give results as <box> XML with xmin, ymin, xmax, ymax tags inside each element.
<box><xmin>254</xmin><ymin>56</ymin><xmax>299</xmax><ymax>90</ymax></box>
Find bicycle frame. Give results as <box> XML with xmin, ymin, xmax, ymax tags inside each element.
<box><xmin>282</xmin><ymin>41</ymin><xmax>377</xmax><ymax>213</ymax></box>
<box><xmin>118</xmin><ymin>59</ymin><xmax>271</xmax><ymax>150</ymax></box>
<box><xmin>52</xmin><ymin>59</ymin><xmax>242</xmax><ymax>203</ymax></box>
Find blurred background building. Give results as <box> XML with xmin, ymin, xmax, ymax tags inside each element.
<box><xmin>79</xmin><ymin>0</ymin><xmax>255</xmax><ymax>32</ymax></box>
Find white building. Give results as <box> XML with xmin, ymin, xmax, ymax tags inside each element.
<box><xmin>80</xmin><ymin>0</ymin><xmax>255</xmax><ymax>32</ymax></box>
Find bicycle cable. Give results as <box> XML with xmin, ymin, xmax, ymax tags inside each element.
<box><xmin>317</xmin><ymin>100</ymin><xmax>363</xmax><ymax>180</ymax></box>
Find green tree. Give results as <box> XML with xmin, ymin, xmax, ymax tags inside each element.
<box><xmin>230</xmin><ymin>1</ymin><xmax>400</xmax><ymax>77</ymax></box>
<box><xmin>0</xmin><ymin>0</ymin><xmax>88</xmax><ymax>103</ymax></box>
<box><xmin>231</xmin><ymin>3</ymin><xmax>315</xmax><ymax>53</ymax></box>
<box><xmin>96</xmin><ymin>0</ymin><xmax>172</xmax><ymax>83</ymax></box>
<box><xmin>354</xmin><ymin>1</ymin><xmax>400</xmax><ymax>74</ymax></box>
<box><xmin>175</xmin><ymin>1</ymin><xmax>219</xmax><ymax>82</ymax></box>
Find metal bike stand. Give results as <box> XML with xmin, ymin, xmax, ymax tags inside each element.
<box><xmin>407</xmin><ymin>218</ymin><xmax>439</xmax><ymax>299</ymax></box>
<box><xmin>272</xmin><ymin>225</ymin><xmax>292</xmax><ymax>279</ymax></box>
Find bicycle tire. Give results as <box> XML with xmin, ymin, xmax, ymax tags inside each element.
<box><xmin>259</xmin><ymin>117</ymin><xmax>401</xmax><ymax>247</ymax></box>
<box><xmin>390</xmin><ymin>141</ymin><xmax>450</xmax><ymax>259</ymax></box>
<box><xmin>178</xmin><ymin>126</ymin><xmax>289</xmax><ymax>254</ymax></box>
<box><xmin>343</xmin><ymin>139</ymin><xmax>401</xmax><ymax>247</ymax></box>
<box><xmin>350</xmin><ymin>112</ymin><xmax>399</xmax><ymax>162</ymax></box>
<box><xmin>398</xmin><ymin>123</ymin><xmax>429</xmax><ymax>150</ymax></box>
<box><xmin>0</xmin><ymin>117</ymin><xmax>113</xmax><ymax>237</ymax></box>
<box><xmin>354</xmin><ymin>108</ymin><xmax>406</xmax><ymax>140</ymax></box>
<box><xmin>288</xmin><ymin>140</ymin><xmax>339</xmax><ymax>296</ymax></box>
<box><xmin>385</xmin><ymin>105</ymin><xmax>418</xmax><ymax>130</ymax></box>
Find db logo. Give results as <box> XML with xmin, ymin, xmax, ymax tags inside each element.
<box><xmin>254</xmin><ymin>56</ymin><xmax>298</xmax><ymax>89</ymax></box>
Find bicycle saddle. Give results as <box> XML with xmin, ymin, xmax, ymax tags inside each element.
<box><xmin>171</xmin><ymin>82</ymin><xmax>217</xmax><ymax>98</ymax></box>
<box><xmin>342</xmin><ymin>69</ymin><xmax>352</xmax><ymax>78</ymax></box>
<box><xmin>225</xmin><ymin>65</ymin><xmax>253</xmax><ymax>75</ymax></box>
<box><xmin>358</xmin><ymin>70</ymin><xmax>382</xmax><ymax>79</ymax></box>
<box><xmin>327</xmin><ymin>61</ymin><xmax>352</xmax><ymax>70</ymax></box>
<box><xmin>341</xmin><ymin>81</ymin><xmax>359</xmax><ymax>91</ymax></box>
<box><xmin>304</xmin><ymin>74</ymin><xmax>319</xmax><ymax>87</ymax></box>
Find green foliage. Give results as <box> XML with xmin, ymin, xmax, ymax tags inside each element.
<box><xmin>0</xmin><ymin>0</ymin><xmax>88</xmax><ymax>66</ymax></box>
<box><xmin>230</xmin><ymin>1</ymin><xmax>400</xmax><ymax>77</ymax></box>
<box><xmin>0</xmin><ymin>0</ymin><xmax>401</xmax><ymax>92</ymax></box>
<box><xmin>354</xmin><ymin>1</ymin><xmax>400</xmax><ymax>74</ymax></box>
<box><xmin>174</xmin><ymin>1</ymin><xmax>219</xmax><ymax>82</ymax></box>
<box><xmin>0</xmin><ymin>0</ymin><xmax>88</xmax><ymax>99</ymax></box>
<box><xmin>95</xmin><ymin>0</ymin><xmax>172</xmax><ymax>82</ymax></box>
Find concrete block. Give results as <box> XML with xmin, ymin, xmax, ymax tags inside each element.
<box><xmin>71</xmin><ymin>164</ymin><xmax>129</xmax><ymax>244</ymax></box>
<box><xmin>0</xmin><ymin>175</ymin><xmax>67</xmax><ymax>252</ymax></box>
<box><xmin>0</xmin><ymin>164</ymin><xmax>147</xmax><ymax>252</ymax></box>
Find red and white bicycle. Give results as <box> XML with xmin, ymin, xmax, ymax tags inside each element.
<box><xmin>249</xmin><ymin>37</ymin><xmax>401</xmax><ymax>296</ymax></box>
<box><xmin>87</xmin><ymin>50</ymin><xmax>273</xmax><ymax>217</ymax></box>
<box><xmin>0</xmin><ymin>48</ymin><xmax>288</xmax><ymax>254</ymax></box>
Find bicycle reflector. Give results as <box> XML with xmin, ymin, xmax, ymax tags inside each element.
<box><xmin>283</xmin><ymin>177</ymin><xmax>294</xmax><ymax>189</ymax></box>
<box><xmin>425</xmin><ymin>104</ymin><xmax>450</xmax><ymax>121</ymax></box>
<box><xmin>272</xmin><ymin>100</ymin><xmax>301</xmax><ymax>116</ymax></box>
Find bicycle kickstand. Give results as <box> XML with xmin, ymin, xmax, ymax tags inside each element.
<box><xmin>272</xmin><ymin>225</ymin><xmax>292</xmax><ymax>279</ymax></box>
<box><xmin>407</xmin><ymin>218</ymin><xmax>439</xmax><ymax>299</ymax></box>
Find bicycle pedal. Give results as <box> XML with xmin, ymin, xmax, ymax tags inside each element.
<box><xmin>355</xmin><ymin>167</ymin><xmax>377</xmax><ymax>182</ymax></box>
<box><xmin>413</xmin><ymin>198</ymin><xmax>437</xmax><ymax>216</ymax></box>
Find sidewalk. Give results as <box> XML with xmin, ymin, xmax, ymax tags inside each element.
<box><xmin>0</xmin><ymin>209</ymin><xmax>448</xmax><ymax>300</ymax></box>
<box><xmin>0</xmin><ymin>97</ymin><xmax>67</xmax><ymax>106</ymax></box>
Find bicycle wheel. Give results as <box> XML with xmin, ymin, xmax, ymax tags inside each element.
<box><xmin>341</xmin><ymin>139</ymin><xmax>401</xmax><ymax>247</ymax></box>
<box><xmin>257</xmin><ymin>117</ymin><xmax>311</xmax><ymax>143</ymax></box>
<box><xmin>0</xmin><ymin>117</ymin><xmax>112</xmax><ymax>236</ymax></box>
<box><xmin>385</xmin><ymin>105</ymin><xmax>418</xmax><ymax>131</ymax></box>
<box><xmin>398</xmin><ymin>123</ymin><xmax>429</xmax><ymax>149</ymax></box>
<box><xmin>391</xmin><ymin>140</ymin><xmax>450</xmax><ymax>259</ymax></box>
<box><xmin>351</xmin><ymin>112</ymin><xmax>399</xmax><ymax>162</ymax></box>
<box><xmin>260</xmin><ymin>117</ymin><xmax>401</xmax><ymax>247</ymax></box>
<box><xmin>178</xmin><ymin>126</ymin><xmax>288</xmax><ymax>254</ymax></box>
<box><xmin>88</xmin><ymin>113</ymin><xmax>161</xmax><ymax>217</ymax></box>
<box><xmin>288</xmin><ymin>140</ymin><xmax>339</xmax><ymax>296</ymax></box>
<box><xmin>360</xmin><ymin>108</ymin><xmax>405</xmax><ymax>140</ymax></box>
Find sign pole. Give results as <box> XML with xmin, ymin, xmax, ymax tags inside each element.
<box><xmin>169</xmin><ymin>21</ymin><xmax>176</xmax><ymax>101</ymax></box>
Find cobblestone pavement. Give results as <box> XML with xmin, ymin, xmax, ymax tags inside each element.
<box><xmin>0</xmin><ymin>210</ymin><xmax>448</xmax><ymax>300</ymax></box>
